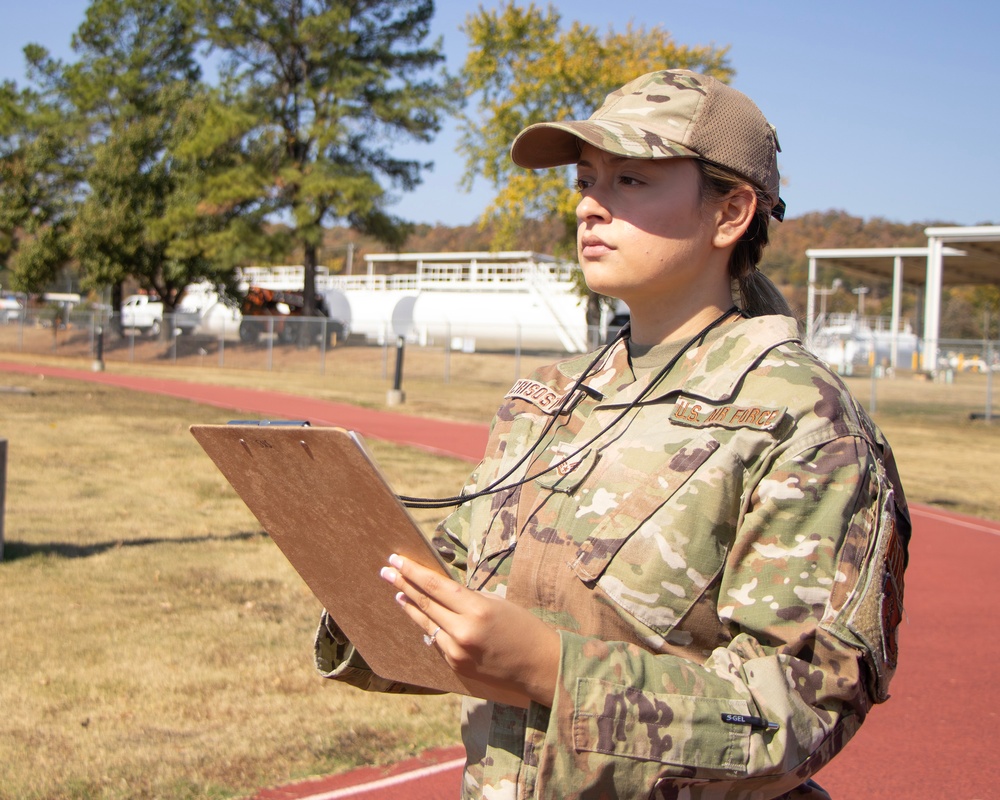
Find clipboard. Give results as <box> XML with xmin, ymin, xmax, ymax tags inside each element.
<box><xmin>190</xmin><ymin>422</ymin><xmax>483</xmax><ymax>696</ymax></box>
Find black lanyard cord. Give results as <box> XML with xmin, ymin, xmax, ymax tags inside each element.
<box><xmin>400</xmin><ymin>307</ymin><xmax>738</xmax><ymax>510</ymax></box>
<box><xmin>398</xmin><ymin>325</ymin><xmax>627</xmax><ymax>510</ymax></box>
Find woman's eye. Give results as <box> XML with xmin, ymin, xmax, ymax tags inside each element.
<box><xmin>574</xmin><ymin>177</ymin><xmax>593</xmax><ymax>192</ymax></box>
<box><xmin>619</xmin><ymin>175</ymin><xmax>642</xmax><ymax>186</ymax></box>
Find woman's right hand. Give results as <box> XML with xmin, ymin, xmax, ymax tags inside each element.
<box><xmin>380</xmin><ymin>553</ymin><xmax>560</xmax><ymax>708</ymax></box>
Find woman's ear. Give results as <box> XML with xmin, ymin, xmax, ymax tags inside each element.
<box><xmin>712</xmin><ymin>186</ymin><xmax>757</xmax><ymax>249</ymax></box>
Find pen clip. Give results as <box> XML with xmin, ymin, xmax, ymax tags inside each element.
<box><xmin>720</xmin><ymin>712</ymin><xmax>780</xmax><ymax>731</ymax></box>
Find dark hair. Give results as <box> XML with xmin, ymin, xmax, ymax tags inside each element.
<box><xmin>695</xmin><ymin>160</ymin><xmax>794</xmax><ymax>318</ymax></box>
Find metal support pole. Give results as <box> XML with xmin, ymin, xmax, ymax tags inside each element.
<box><xmin>805</xmin><ymin>257</ymin><xmax>817</xmax><ymax>350</ymax></box>
<box><xmin>890</xmin><ymin>256</ymin><xmax>903</xmax><ymax>371</ymax></box>
<box><xmin>92</xmin><ymin>324</ymin><xmax>105</xmax><ymax>372</ymax></box>
<box><xmin>386</xmin><ymin>336</ymin><xmax>406</xmax><ymax>405</ymax></box>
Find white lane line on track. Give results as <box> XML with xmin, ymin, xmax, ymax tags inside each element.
<box><xmin>911</xmin><ymin>506</ymin><xmax>1000</xmax><ymax>537</ymax></box>
<box><xmin>291</xmin><ymin>757</ymin><xmax>466</xmax><ymax>800</ymax></box>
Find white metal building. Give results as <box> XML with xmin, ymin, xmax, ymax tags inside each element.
<box><xmin>241</xmin><ymin>251</ymin><xmax>593</xmax><ymax>353</ymax></box>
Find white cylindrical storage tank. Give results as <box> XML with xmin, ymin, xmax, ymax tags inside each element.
<box><xmin>343</xmin><ymin>290</ymin><xmax>416</xmax><ymax>344</ymax></box>
<box><xmin>409</xmin><ymin>290</ymin><xmax>587</xmax><ymax>352</ymax></box>
<box><xmin>320</xmin><ymin>288</ymin><xmax>353</xmax><ymax>338</ymax></box>
<box><xmin>199</xmin><ymin>300</ymin><xmax>242</xmax><ymax>341</ymax></box>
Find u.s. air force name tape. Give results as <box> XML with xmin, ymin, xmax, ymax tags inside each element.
<box><xmin>671</xmin><ymin>397</ymin><xmax>786</xmax><ymax>431</ymax></box>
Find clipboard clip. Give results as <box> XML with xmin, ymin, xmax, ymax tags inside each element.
<box><xmin>227</xmin><ymin>420</ymin><xmax>311</xmax><ymax>426</ymax></box>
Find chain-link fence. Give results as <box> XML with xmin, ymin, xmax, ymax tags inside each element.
<box><xmin>3</xmin><ymin>307</ymin><xmax>998</xmax><ymax>419</ymax></box>
<box><xmin>0</xmin><ymin>306</ymin><xmax>610</xmax><ymax>388</ymax></box>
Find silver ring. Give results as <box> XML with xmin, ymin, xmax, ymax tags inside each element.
<box><xmin>423</xmin><ymin>626</ymin><xmax>442</xmax><ymax>647</ymax></box>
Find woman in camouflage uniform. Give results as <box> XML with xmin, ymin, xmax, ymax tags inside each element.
<box><xmin>320</xmin><ymin>69</ymin><xmax>910</xmax><ymax>799</ymax></box>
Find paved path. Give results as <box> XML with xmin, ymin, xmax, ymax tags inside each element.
<box><xmin>251</xmin><ymin>503</ymin><xmax>1000</xmax><ymax>800</ymax></box>
<box><xmin>4</xmin><ymin>359</ymin><xmax>997</xmax><ymax>799</ymax></box>
<box><xmin>0</xmin><ymin>360</ymin><xmax>488</xmax><ymax>462</ymax></box>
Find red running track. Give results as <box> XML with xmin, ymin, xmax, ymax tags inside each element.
<box><xmin>3</xmin><ymin>361</ymin><xmax>997</xmax><ymax>799</ymax></box>
<box><xmin>0</xmin><ymin>360</ymin><xmax>489</xmax><ymax>461</ymax></box>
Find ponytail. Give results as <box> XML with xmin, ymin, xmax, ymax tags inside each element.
<box><xmin>738</xmin><ymin>269</ymin><xmax>793</xmax><ymax>318</ymax></box>
<box><xmin>696</xmin><ymin>160</ymin><xmax>794</xmax><ymax>319</ymax></box>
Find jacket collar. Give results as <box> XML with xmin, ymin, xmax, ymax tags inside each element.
<box><xmin>558</xmin><ymin>315</ymin><xmax>801</xmax><ymax>407</ymax></box>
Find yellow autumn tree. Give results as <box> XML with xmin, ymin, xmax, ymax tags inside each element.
<box><xmin>458</xmin><ymin>2</ymin><xmax>733</xmax><ymax>255</ymax></box>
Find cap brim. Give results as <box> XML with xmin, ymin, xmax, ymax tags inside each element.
<box><xmin>511</xmin><ymin>120</ymin><xmax>700</xmax><ymax>169</ymax></box>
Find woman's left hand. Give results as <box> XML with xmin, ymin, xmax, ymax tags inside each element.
<box><xmin>380</xmin><ymin>553</ymin><xmax>560</xmax><ymax>709</ymax></box>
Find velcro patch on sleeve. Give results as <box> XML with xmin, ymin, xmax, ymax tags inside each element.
<box><xmin>505</xmin><ymin>378</ymin><xmax>570</xmax><ymax>414</ymax></box>
<box><xmin>671</xmin><ymin>397</ymin><xmax>786</xmax><ymax>431</ymax></box>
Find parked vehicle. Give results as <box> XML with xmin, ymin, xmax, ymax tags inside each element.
<box><xmin>239</xmin><ymin>285</ymin><xmax>338</xmax><ymax>345</ymax></box>
<box><xmin>120</xmin><ymin>294</ymin><xmax>164</xmax><ymax>337</ymax></box>
<box><xmin>174</xmin><ymin>281</ymin><xmax>242</xmax><ymax>340</ymax></box>
<box><xmin>0</xmin><ymin>294</ymin><xmax>23</xmax><ymax>324</ymax></box>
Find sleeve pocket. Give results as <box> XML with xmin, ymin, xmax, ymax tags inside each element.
<box><xmin>572</xmin><ymin>677</ymin><xmax>750</xmax><ymax>777</ymax></box>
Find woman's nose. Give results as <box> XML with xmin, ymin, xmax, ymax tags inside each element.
<box><xmin>576</xmin><ymin>191</ymin><xmax>610</xmax><ymax>222</ymax></box>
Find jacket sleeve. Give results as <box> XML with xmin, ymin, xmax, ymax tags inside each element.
<box><xmin>313</xmin><ymin>610</ymin><xmax>443</xmax><ymax>695</ymax></box>
<box><xmin>533</xmin><ymin>431</ymin><xmax>908</xmax><ymax>797</ymax></box>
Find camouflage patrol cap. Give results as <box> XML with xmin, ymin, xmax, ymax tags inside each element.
<box><xmin>511</xmin><ymin>69</ymin><xmax>786</xmax><ymax>221</ymax></box>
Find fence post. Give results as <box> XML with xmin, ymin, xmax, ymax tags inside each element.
<box><xmin>514</xmin><ymin>323</ymin><xmax>522</xmax><ymax>383</ymax></box>
<box><xmin>92</xmin><ymin>321</ymin><xmax>105</xmax><ymax>372</ymax></box>
<box><xmin>1</xmin><ymin>438</ymin><xmax>7</xmax><ymax>562</ymax></box>
<box><xmin>985</xmin><ymin>338</ymin><xmax>994</xmax><ymax>423</ymax></box>
<box><xmin>319</xmin><ymin>317</ymin><xmax>328</xmax><ymax>376</ymax></box>
<box><xmin>267</xmin><ymin>318</ymin><xmax>274</xmax><ymax>371</ymax></box>
<box><xmin>443</xmin><ymin>321</ymin><xmax>451</xmax><ymax>385</ymax></box>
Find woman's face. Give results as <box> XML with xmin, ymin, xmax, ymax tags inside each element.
<box><xmin>574</xmin><ymin>144</ymin><xmax>730</xmax><ymax>318</ymax></box>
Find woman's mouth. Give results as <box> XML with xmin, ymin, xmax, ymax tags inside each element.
<box><xmin>579</xmin><ymin>235</ymin><xmax>612</xmax><ymax>258</ymax></box>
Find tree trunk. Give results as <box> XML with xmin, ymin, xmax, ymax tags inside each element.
<box><xmin>303</xmin><ymin>241</ymin><xmax>317</xmax><ymax>317</ymax></box>
<box><xmin>300</xmin><ymin>241</ymin><xmax>318</xmax><ymax>348</ymax></box>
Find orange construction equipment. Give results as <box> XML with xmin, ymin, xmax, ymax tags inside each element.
<box><xmin>239</xmin><ymin>286</ymin><xmax>335</xmax><ymax>345</ymax></box>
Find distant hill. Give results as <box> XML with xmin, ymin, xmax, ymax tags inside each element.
<box><xmin>320</xmin><ymin>209</ymin><xmax>936</xmax><ymax>277</ymax></box>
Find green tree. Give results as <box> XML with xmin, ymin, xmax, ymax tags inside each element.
<box><xmin>946</xmin><ymin>285</ymin><xmax>1000</xmax><ymax>340</ymax></box>
<box><xmin>0</xmin><ymin>64</ymin><xmax>79</xmax><ymax>293</ymax></box>
<box><xmin>457</xmin><ymin>2</ymin><xmax>732</xmax><ymax>324</ymax></box>
<box><xmin>65</xmin><ymin>0</ymin><xmax>243</xmax><ymax>321</ymax></box>
<box><xmin>195</xmin><ymin>0</ymin><xmax>455</xmax><ymax>324</ymax></box>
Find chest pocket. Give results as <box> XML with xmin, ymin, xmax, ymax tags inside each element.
<box><xmin>567</xmin><ymin>429</ymin><xmax>731</xmax><ymax>637</ymax></box>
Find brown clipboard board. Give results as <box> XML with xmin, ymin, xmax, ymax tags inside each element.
<box><xmin>190</xmin><ymin>422</ymin><xmax>483</xmax><ymax>696</ymax></box>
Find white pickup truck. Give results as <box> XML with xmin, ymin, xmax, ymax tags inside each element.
<box><xmin>0</xmin><ymin>294</ymin><xmax>23</xmax><ymax>324</ymax></box>
<box><xmin>120</xmin><ymin>294</ymin><xmax>164</xmax><ymax>337</ymax></box>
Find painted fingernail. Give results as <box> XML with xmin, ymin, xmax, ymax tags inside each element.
<box><xmin>395</xmin><ymin>591</ymin><xmax>406</xmax><ymax>607</ymax></box>
<box><xmin>380</xmin><ymin>567</ymin><xmax>397</xmax><ymax>582</ymax></box>
<box><xmin>388</xmin><ymin>553</ymin><xmax>403</xmax><ymax>569</ymax></box>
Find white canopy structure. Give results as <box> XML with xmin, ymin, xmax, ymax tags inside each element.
<box><xmin>805</xmin><ymin>225</ymin><xmax>1000</xmax><ymax>372</ymax></box>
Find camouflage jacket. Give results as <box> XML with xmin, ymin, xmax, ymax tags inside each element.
<box><xmin>316</xmin><ymin>314</ymin><xmax>909</xmax><ymax>800</ymax></box>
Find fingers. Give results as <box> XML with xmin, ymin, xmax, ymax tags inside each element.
<box><xmin>379</xmin><ymin>554</ymin><xmax>458</xmax><ymax>639</ymax></box>
<box><xmin>383</xmin><ymin>553</ymin><xmax>468</xmax><ymax>613</ymax></box>
<box><xmin>379</xmin><ymin>553</ymin><xmax>557</xmax><ymax>708</ymax></box>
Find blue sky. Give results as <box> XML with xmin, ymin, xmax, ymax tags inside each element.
<box><xmin>1</xmin><ymin>0</ymin><xmax>997</xmax><ymax>228</ymax></box>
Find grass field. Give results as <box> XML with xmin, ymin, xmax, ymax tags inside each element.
<box><xmin>0</xmin><ymin>371</ymin><xmax>469</xmax><ymax>800</ymax></box>
<box><xmin>1</xmin><ymin>346</ymin><xmax>999</xmax><ymax>799</ymax></box>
